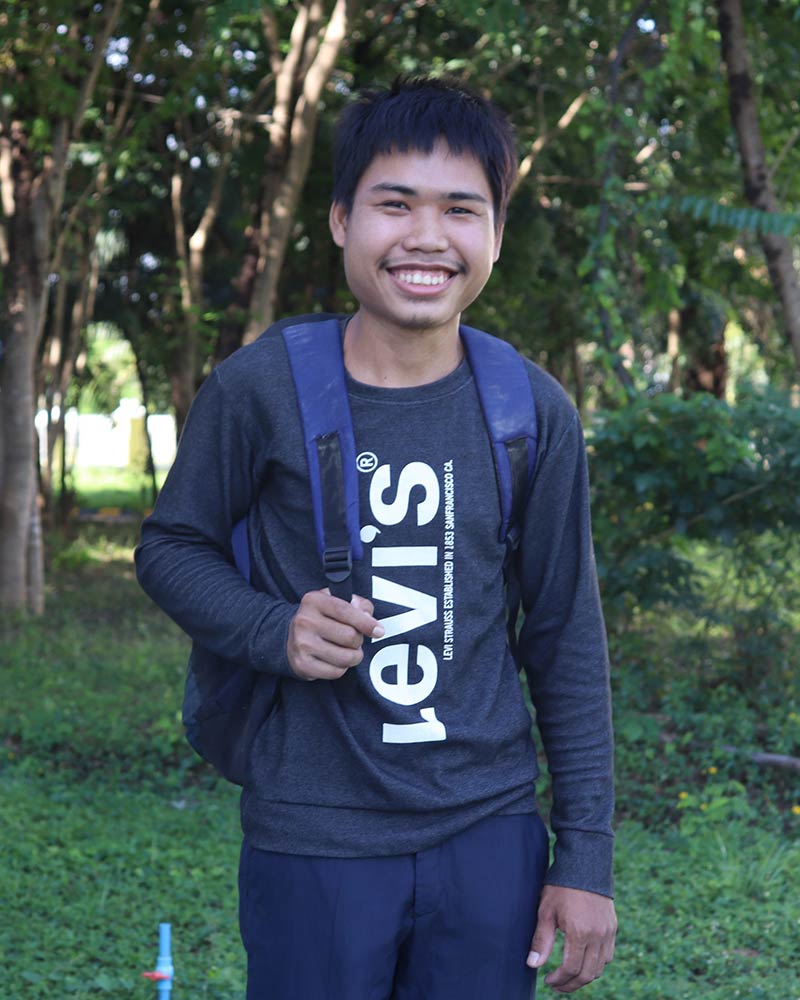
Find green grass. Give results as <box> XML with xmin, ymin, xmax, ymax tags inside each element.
<box><xmin>68</xmin><ymin>466</ymin><xmax>167</xmax><ymax>513</ymax></box>
<box><xmin>2</xmin><ymin>526</ymin><xmax>799</xmax><ymax>998</ymax></box>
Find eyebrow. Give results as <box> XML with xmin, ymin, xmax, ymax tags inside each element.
<box><xmin>368</xmin><ymin>182</ymin><xmax>489</xmax><ymax>204</ymax></box>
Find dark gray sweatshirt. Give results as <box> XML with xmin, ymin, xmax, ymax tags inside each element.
<box><xmin>135</xmin><ymin>317</ymin><xmax>614</xmax><ymax>897</ymax></box>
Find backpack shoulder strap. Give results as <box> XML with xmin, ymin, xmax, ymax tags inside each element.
<box><xmin>231</xmin><ymin>318</ymin><xmax>360</xmax><ymax>600</ymax></box>
<box><xmin>281</xmin><ymin>319</ymin><xmax>361</xmax><ymax>598</ymax></box>
<box><xmin>460</xmin><ymin>325</ymin><xmax>538</xmax><ymax>545</ymax></box>
<box><xmin>461</xmin><ymin>325</ymin><xmax>538</xmax><ymax>657</ymax></box>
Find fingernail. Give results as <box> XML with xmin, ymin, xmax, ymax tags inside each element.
<box><xmin>527</xmin><ymin>951</ymin><xmax>541</xmax><ymax>968</ymax></box>
<box><xmin>372</xmin><ymin>625</ymin><xmax>385</xmax><ymax>638</ymax></box>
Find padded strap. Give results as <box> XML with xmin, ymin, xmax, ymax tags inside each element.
<box><xmin>460</xmin><ymin>325</ymin><xmax>537</xmax><ymax>542</ymax></box>
<box><xmin>282</xmin><ymin>320</ymin><xmax>362</xmax><ymax>564</ymax></box>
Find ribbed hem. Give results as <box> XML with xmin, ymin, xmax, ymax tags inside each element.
<box><xmin>240</xmin><ymin>785</ymin><xmax>537</xmax><ymax>858</ymax></box>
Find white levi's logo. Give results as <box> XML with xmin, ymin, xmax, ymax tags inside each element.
<box><xmin>360</xmin><ymin>459</ymin><xmax>453</xmax><ymax>744</ymax></box>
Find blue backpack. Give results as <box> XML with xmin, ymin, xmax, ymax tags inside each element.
<box><xmin>183</xmin><ymin>317</ymin><xmax>538</xmax><ymax>784</ymax></box>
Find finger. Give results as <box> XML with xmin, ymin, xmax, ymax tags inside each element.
<box><xmin>527</xmin><ymin>907</ymin><xmax>556</xmax><ymax>970</ymax></box>
<box><xmin>291</xmin><ymin>655</ymin><xmax>355</xmax><ymax>682</ymax></box>
<box><xmin>543</xmin><ymin>936</ymin><xmax>590</xmax><ymax>993</ymax></box>
<box><xmin>350</xmin><ymin>594</ymin><xmax>375</xmax><ymax>617</ymax></box>
<box><xmin>290</xmin><ymin>629</ymin><xmax>366</xmax><ymax>672</ymax></box>
<box><xmin>314</xmin><ymin>616</ymin><xmax>368</xmax><ymax>650</ymax></box>
<box><xmin>319</xmin><ymin>590</ymin><xmax>384</xmax><ymax>639</ymax></box>
<box><xmin>293</xmin><ymin>593</ymin><xmax>369</xmax><ymax>645</ymax></box>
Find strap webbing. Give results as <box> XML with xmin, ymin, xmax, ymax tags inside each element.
<box><xmin>317</xmin><ymin>432</ymin><xmax>353</xmax><ymax>601</ymax></box>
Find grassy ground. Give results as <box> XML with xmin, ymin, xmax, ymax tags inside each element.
<box><xmin>2</xmin><ymin>513</ymin><xmax>799</xmax><ymax>998</ymax></box>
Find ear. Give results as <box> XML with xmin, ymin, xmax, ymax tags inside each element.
<box><xmin>492</xmin><ymin>221</ymin><xmax>505</xmax><ymax>263</ymax></box>
<box><xmin>329</xmin><ymin>201</ymin><xmax>348</xmax><ymax>248</ymax></box>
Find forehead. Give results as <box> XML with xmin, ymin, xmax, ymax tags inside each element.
<box><xmin>354</xmin><ymin>142</ymin><xmax>492</xmax><ymax>200</ymax></box>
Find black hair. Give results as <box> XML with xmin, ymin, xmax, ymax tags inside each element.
<box><xmin>332</xmin><ymin>76</ymin><xmax>518</xmax><ymax>226</ymax></box>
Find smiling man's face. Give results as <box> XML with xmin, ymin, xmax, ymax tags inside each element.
<box><xmin>329</xmin><ymin>141</ymin><xmax>504</xmax><ymax>343</ymax></box>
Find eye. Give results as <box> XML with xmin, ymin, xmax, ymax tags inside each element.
<box><xmin>379</xmin><ymin>200</ymin><xmax>409</xmax><ymax>211</ymax></box>
<box><xmin>446</xmin><ymin>205</ymin><xmax>475</xmax><ymax>216</ymax></box>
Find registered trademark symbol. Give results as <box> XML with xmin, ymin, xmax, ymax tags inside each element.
<box><xmin>356</xmin><ymin>451</ymin><xmax>378</xmax><ymax>473</ymax></box>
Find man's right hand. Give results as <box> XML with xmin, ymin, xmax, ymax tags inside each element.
<box><xmin>287</xmin><ymin>589</ymin><xmax>384</xmax><ymax>681</ymax></box>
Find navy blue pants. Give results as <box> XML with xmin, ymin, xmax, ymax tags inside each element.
<box><xmin>239</xmin><ymin>813</ymin><xmax>549</xmax><ymax>1000</ymax></box>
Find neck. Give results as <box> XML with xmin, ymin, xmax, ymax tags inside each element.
<box><xmin>343</xmin><ymin>312</ymin><xmax>464</xmax><ymax>388</ymax></box>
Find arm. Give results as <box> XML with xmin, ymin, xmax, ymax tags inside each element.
<box><xmin>136</xmin><ymin>361</ymin><xmax>384</xmax><ymax>678</ymax></box>
<box><xmin>517</xmin><ymin>406</ymin><xmax>616</xmax><ymax>988</ymax></box>
<box><xmin>135</xmin><ymin>366</ymin><xmax>299</xmax><ymax>675</ymax></box>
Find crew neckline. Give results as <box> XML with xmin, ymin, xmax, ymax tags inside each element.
<box><xmin>340</xmin><ymin>317</ymin><xmax>474</xmax><ymax>402</ymax></box>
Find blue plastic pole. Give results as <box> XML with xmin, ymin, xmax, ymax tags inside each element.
<box><xmin>143</xmin><ymin>922</ymin><xmax>174</xmax><ymax>997</ymax></box>
<box><xmin>155</xmin><ymin>924</ymin><xmax>174</xmax><ymax>999</ymax></box>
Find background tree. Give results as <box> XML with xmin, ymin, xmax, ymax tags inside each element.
<box><xmin>718</xmin><ymin>0</ymin><xmax>800</xmax><ymax>370</ymax></box>
<box><xmin>1</xmin><ymin>0</ymin><xmax>126</xmax><ymax>612</ymax></box>
<box><xmin>3</xmin><ymin>0</ymin><xmax>800</xmax><ymax>615</ymax></box>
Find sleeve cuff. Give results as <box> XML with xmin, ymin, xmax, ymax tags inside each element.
<box><xmin>249</xmin><ymin>598</ymin><xmax>298</xmax><ymax>678</ymax></box>
<box><xmin>544</xmin><ymin>827</ymin><xmax>615</xmax><ymax>898</ymax></box>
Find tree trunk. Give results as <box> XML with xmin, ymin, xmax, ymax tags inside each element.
<box><xmin>0</xmin><ymin>0</ymin><xmax>123</xmax><ymax>613</ymax></box>
<box><xmin>0</xmin><ymin>295</ymin><xmax>39</xmax><ymax>611</ymax></box>
<box><xmin>667</xmin><ymin>308</ymin><xmax>682</xmax><ymax>393</ymax></box>
<box><xmin>169</xmin><ymin>169</ymin><xmax>199</xmax><ymax>437</ymax></box>
<box><xmin>169</xmin><ymin>115</ymin><xmax>235</xmax><ymax>433</ymax></box>
<box><xmin>241</xmin><ymin>0</ymin><xmax>359</xmax><ymax>344</ymax></box>
<box><xmin>39</xmin><ymin>222</ymin><xmax>100</xmax><ymax>520</ymax></box>
<box><xmin>135</xmin><ymin>359</ymin><xmax>160</xmax><ymax>509</ymax></box>
<box><xmin>0</xmin><ymin>123</ymin><xmax>48</xmax><ymax>612</ymax></box>
<box><xmin>718</xmin><ymin>0</ymin><xmax>800</xmax><ymax>371</ymax></box>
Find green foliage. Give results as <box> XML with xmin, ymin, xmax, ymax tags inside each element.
<box><xmin>590</xmin><ymin>388</ymin><xmax>800</xmax><ymax>634</ymax></box>
<box><xmin>1</xmin><ymin>524</ymin><xmax>798</xmax><ymax>998</ymax></box>
<box><xmin>71</xmin><ymin>324</ymin><xmax>140</xmax><ymax>414</ymax></box>
<box><xmin>652</xmin><ymin>194</ymin><xmax>800</xmax><ymax>237</ymax></box>
<box><xmin>593</xmin><ymin>818</ymin><xmax>800</xmax><ymax>998</ymax></box>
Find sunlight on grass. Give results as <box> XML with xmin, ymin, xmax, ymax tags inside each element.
<box><xmin>72</xmin><ymin>466</ymin><xmax>167</xmax><ymax>513</ymax></box>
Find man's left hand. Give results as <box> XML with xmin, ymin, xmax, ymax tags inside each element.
<box><xmin>526</xmin><ymin>885</ymin><xmax>617</xmax><ymax>993</ymax></box>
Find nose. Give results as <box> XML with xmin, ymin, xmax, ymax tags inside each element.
<box><xmin>402</xmin><ymin>208</ymin><xmax>449</xmax><ymax>253</ymax></box>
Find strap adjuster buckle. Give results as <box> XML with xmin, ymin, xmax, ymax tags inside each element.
<box><xmin>323</xmin><ymin>545</ymin><xmax>352</xmax><ymax>584</ymax></box>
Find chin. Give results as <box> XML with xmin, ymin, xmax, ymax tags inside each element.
<box><xmin>386</xmin><ymin>306</ymin><xmax>457</xmax><ymax>332</ymax></box>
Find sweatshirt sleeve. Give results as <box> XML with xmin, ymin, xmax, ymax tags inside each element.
<box><xmin>134</xmin><ymin>366</ymin><xmax>297</xmax><ymax>677</ymax></box>
<box><xmin>517</xmin><ymin>407</ymin><xmax>615</xmax><ymax>898</ymax></box>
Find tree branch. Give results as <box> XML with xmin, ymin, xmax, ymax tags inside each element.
<box><xmin>515</xmin><ymin>90</ymin><xmax>590</xmax><ymax>191</ymax></box>
<box><xmin>111</xmin><ymin>0</ymin><xmax>161</xmax><ymax>137</ymax></box>
<box><xmin>722</xmin><ymin>746</ymin><xmax>800</xmax><ymax>773</ymax></box>
<box><xmin>72</xmin><ymin>0</ymin><xmax>124</xmax><ymax>137</ymax></box>
<box><xmin>647</xmin><ymin>481</ymin><xmax>768</xmax><ymax>546</ymax></box>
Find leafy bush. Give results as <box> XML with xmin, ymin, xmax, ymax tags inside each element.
<box><xmin>589</xmin><ymin>388</ymin><xmax>800</xmax><ymax>681</ymax></box>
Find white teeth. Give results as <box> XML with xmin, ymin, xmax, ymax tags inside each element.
<box><xmin>396</xmin><ymin>271</ymin><xmax>449</xmax><ymax>286</ymax></box>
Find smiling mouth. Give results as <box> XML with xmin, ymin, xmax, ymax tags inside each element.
<box><xmin>395</xmin><ymin>270</ymin><xmax>450</xmax><ymax>286</ymax></box>
<box><xmin>384</xmin><ymin>264</ymin><xmax>461</xmax><ymax>291</ymax></box>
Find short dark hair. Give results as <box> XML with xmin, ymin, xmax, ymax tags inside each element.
<box><xmin>332</xmin><ymin>76</ymin><xmax>518</xmax><ymax>226</ymax></box>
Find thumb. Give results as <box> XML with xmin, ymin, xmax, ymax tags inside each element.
<box><xmin>527</xmin><ymin>904</ymin><xmax>556</xmax><ymax>970</ymax></box>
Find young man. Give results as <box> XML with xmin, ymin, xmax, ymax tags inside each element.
<box><xmin>136</xmin><ymin>77</ymin><xmax>616</xmax><ymax>999</ymax></box>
